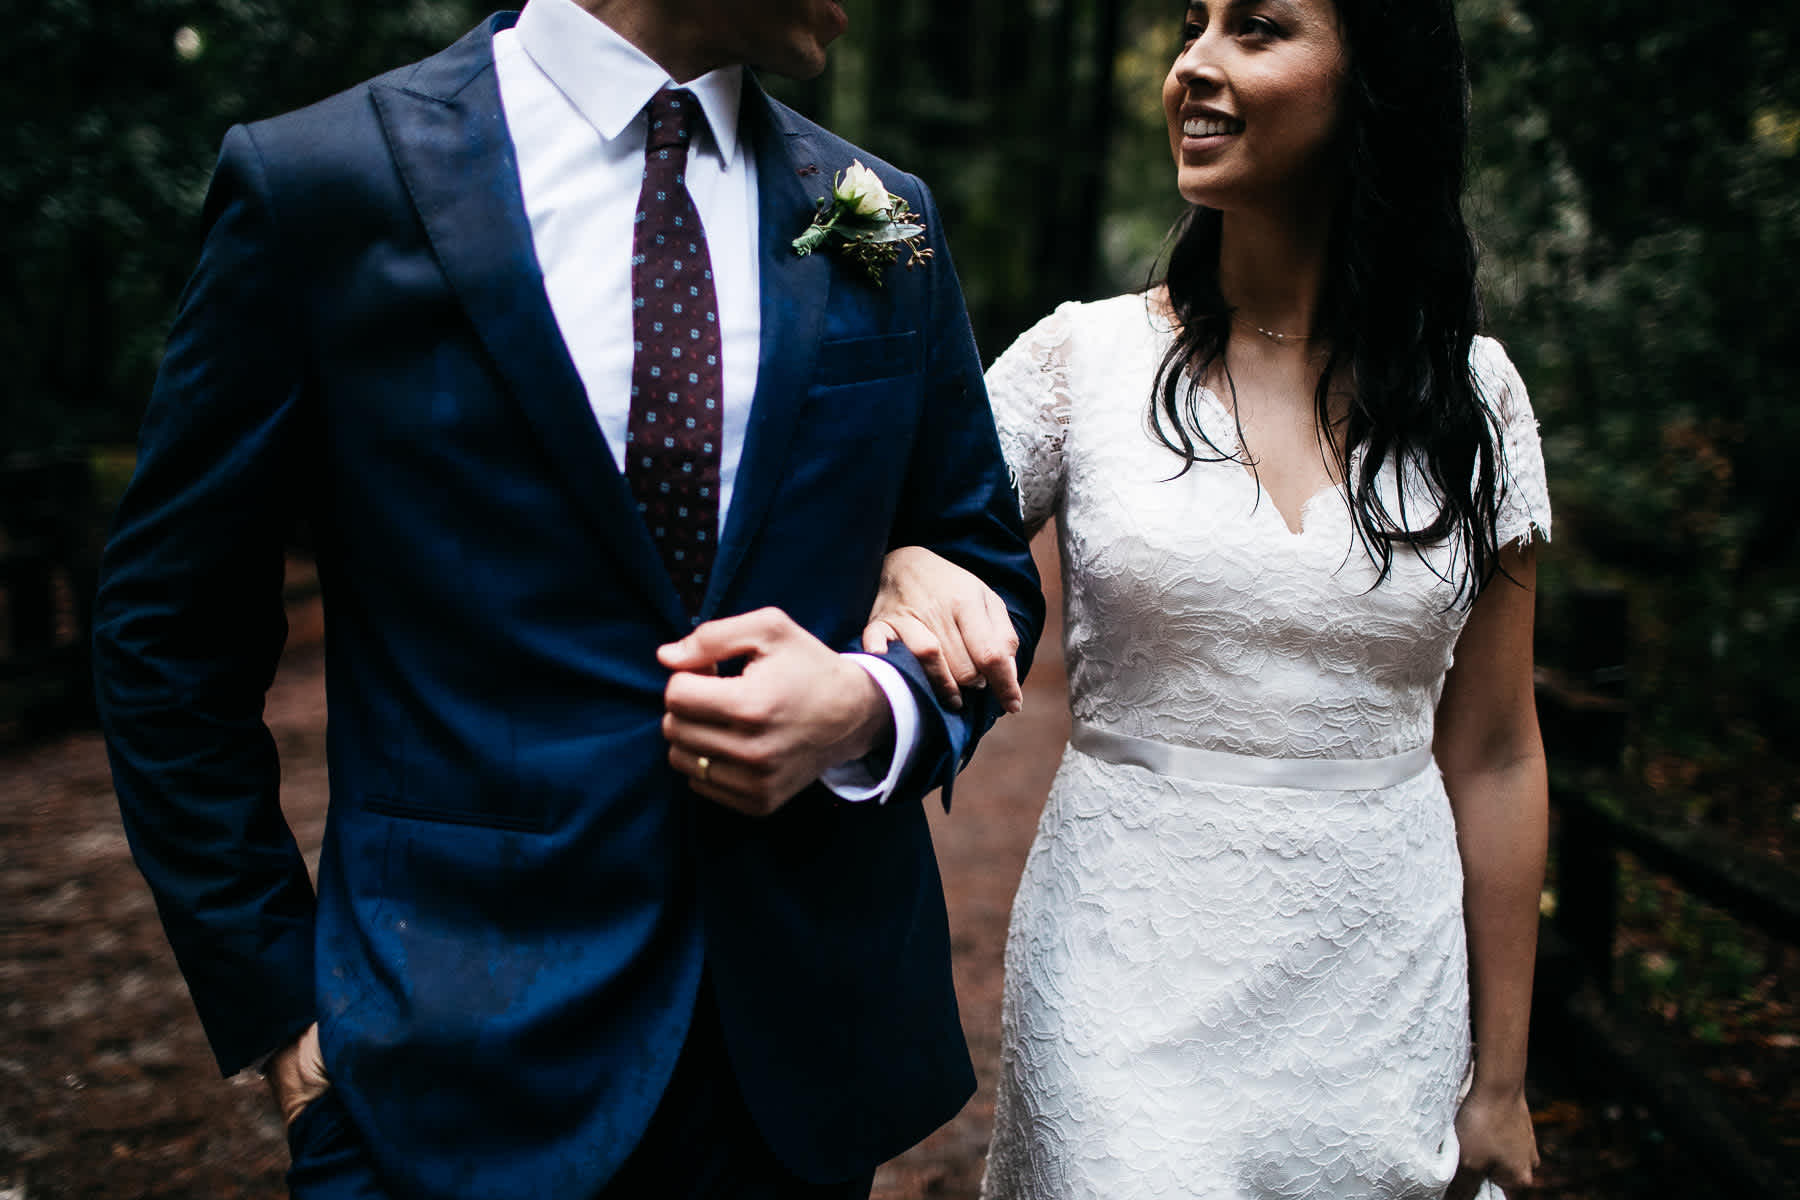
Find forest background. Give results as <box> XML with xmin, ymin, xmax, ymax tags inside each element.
<box><xmin>4</xmin><ymin>0</ymin><xmax>1797</xmax><ymax>1169</ymax></box>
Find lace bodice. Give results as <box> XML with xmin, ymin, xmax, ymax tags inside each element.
<box><xmin>984</xmin><ymin>294</ymin><xmax>1550</xmax><ymax>760</ymax></box>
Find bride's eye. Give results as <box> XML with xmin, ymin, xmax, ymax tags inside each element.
<box><xmin>1241</xmin><ymin>15</ymin><xmax>1282</xmax><ymax>40</ymax></box>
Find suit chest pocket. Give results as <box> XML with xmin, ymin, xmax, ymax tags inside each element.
<box><xmin>802</xmin><ymin>331</ymin><xmax>925</xmax><ymax>456</ymax></box>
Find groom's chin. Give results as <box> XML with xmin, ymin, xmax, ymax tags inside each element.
<box><xmin>747</xmin><ymin>0</ymin><xmax>846</xmax><ymax>81</ymax></box>
<box><xmin>753</xmin><ymin>46</ymin><xmax>832</xmax><ymax>82</ymax></box>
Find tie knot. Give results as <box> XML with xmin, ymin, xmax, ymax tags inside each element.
<box><xmin>645</xmin><ymin>87</ymin><xmax>701</xmax><ymax>155</ymax></box>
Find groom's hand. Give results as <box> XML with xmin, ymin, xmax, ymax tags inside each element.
<box><xmin>657</xmin><ymin>608</ymin><xmax>888</xmax><ymax>816</ymax></box>
<box><xmin>266</xmin><ymin>1022</ymin><xmax>330</xmax><ymax>1131</ymax></box>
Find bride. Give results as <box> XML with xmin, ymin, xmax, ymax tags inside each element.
<box><xmin>867</xmin><ymin>0</ymin><xmax>1546</xmax><ymax>1196</ymax></box>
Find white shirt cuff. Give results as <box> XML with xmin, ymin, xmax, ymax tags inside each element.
<box><xmin>819</xmin><ymin>654</ymin><xmax>923</xmax><ymax>804</ymax></box>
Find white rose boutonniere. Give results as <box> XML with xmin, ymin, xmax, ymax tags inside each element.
<box><xmin>791</xmin><ymin>159</ymin><xmax>934</xmax><ymax>286</ymax></box>
<box><xmin>837</xmin><ymin>161</ymin><xmax>891</xmax><ymax>216</ymax></box>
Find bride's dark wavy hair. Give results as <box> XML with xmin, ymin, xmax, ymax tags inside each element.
<box><xmin>1151</xmin><ymin>0</ymin><xmax>1503</xmax><ymax>602</ymax></box>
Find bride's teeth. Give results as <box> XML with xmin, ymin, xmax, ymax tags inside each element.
<box><xmin>1184</xmin><ymin>118</ymin><xmax>1238</xmax><ymax>137</ymax></box>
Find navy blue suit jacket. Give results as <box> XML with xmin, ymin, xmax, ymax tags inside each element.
<box><xmin>92</xmin><ymin>14</ymin><xmax>1042</xmax><ymax>1197</ymax></box>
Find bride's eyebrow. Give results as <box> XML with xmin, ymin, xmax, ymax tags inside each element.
<box><xmin>1186</xmin><ymin>0</ymin><xmax>1282</xmax><ymax>18</ymax></box>
<box><xmin>1185</xmin><ymin>0</ymin><xmax>1306</xmax><ymax>25</ymax></box>
<box><xmin>1229</xmin><ymin>0</ymin><xmax>1306</xmax><ymax>16</ymax></box>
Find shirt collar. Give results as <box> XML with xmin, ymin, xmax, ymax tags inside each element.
<box><xmin>514</xmin><ymin>0</ymin><xmax>746</xmax><ymax>165</ymax></box>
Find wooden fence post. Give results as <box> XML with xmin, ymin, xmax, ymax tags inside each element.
<box><xmin>1544</xmin><ymin>585</ymin><xmax>1630</xmax><ymax>988</ymax></box>
<box><xmin>0</xmin><ymin>454</ymin><xmax>101</xmax><ymax>740</ymax></box>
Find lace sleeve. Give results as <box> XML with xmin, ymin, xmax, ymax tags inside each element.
<box><xmin>984</xmin><ymin>302</ymin><xmax>1077</xmax><ymax>539</ymax></box>
<box><xmin>1473</xmin><ymin>336</ymin><xmax>1552</xmax><ymax>549</ymax></box>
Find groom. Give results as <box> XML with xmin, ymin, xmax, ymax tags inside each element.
<box><xmin>90</xmin><ymin>1</ymin><xmax>1042</xmax><ymax>1197</ymax></box>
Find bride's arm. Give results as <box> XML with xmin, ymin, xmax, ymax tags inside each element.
<box><xmin>863</xmin><ymin>304</ymin><xmax>1076</xmax><ymax>712</ymax></box>
<box><xmin>1433</xmin><ymin>542</ymin><xmax>1547</xmax><ymax>1200</ymax></box>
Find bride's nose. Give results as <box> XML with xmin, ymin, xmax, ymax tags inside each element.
<box><xmin>1172</xmin><ymin>34</ymin><xmax>1227</xmax><ymax>91</ymax></box>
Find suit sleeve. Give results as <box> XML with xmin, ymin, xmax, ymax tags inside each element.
<box><xmin>90</xmin><ymin>123</ymin><xmax>318</xmax><ymax>1077</ymax></box>
<box><xmin>874</xmin><ymin>177</ymin><xmax>1046</xmax><ymax>809</ymax></box>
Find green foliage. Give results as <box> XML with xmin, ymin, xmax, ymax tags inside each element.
<box><xmin>1099</xmin><ymin>7</ymin><xmax>1189</xmax><ymax>294</ymax></box>
<box><xmin>1463</xmin><ymin>0</ymin><xmax>1800</xmax><ymax>836</ymax></box>
<box><xmin>767</xmin><ymin>0</ymin><xmax>1149</xmax><ymax>359</ymax></box>
<box><xmin>1614</xmin><ymin>856</ymin><xmax>1793</xmax><ymax>1060</ymax></box>
<box><xmin>1</xmin><ymin>0</ymin><xmax>483</xmax><ymax>456</ymax></box>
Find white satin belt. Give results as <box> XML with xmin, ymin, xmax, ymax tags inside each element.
<box><xmin>1068</xmin><ymin>720</ymin><xmax>1434</xmax><ymax>791</ymax></box>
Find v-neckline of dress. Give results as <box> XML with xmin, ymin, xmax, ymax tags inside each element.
<box><xmin>1193</xmin><ymin>384</ymin><xmax>1346</xmax><ymax>538</ymax></box>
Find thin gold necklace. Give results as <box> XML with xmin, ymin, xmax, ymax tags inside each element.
<box><xmin>1232</xmin><ymin>312</ymin><xmax>1313</xmax><ymax>344</ymax></box>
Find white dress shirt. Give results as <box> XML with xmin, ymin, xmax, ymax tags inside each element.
<box><xmin>492</xmin><ymin>0</ymin><xmax>921</xmax><ymax>800</ymax></box>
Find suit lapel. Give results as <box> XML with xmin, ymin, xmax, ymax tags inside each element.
<box><xmin>699</xmin><ymin>81</ymin><xmax>834</xmax><ymax>619</ymax></box>
<box><xmin>371</xmin><ymin>16</ymin><xmax>687</xmax><ymax>631</ymax></box>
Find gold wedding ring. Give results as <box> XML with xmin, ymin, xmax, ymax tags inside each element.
<box><xmin>695</xmin><ymin>755</ymin><xmax>711</xmax><ymax>783</ymax></box>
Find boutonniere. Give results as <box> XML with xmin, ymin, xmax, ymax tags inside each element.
<box><xmin>791</xmin><ymin>161</ymin><xmax>934</xmax><ymax>286</ymax></box>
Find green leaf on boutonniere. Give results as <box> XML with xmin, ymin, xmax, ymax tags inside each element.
<box><xmin>791</xmin><ymin>160</ymin><xmax>934</xmax><ymax>286</ymax></box>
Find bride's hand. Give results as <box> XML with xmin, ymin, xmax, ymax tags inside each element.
<box><xmin>862</xmin><ymin>546</ymin><xmax>1023</xmax><ymax>714</ymax></box>
<box><xmin>1446</xmin><ymin>1086</ymin><xmax>1539</xmax><ymax>1200</ymax></box>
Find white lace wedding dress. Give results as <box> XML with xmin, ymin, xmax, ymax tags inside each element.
<box><xmin>978</xmin><ymin>294</ymin><xmax>1550</xmax><ymax>1200</ymax></box>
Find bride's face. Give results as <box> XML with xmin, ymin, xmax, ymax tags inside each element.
<box><xmin>1162</xmin><ymin>0</ymin><xmax>1349</xmax><ymax>215</ymax></box>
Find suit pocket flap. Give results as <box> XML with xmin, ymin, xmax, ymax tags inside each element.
<box><xmin>363</xmin><ymin>752</ymin><xmax>550</xmax><ymax>834</ymax></box>
<box><xmin>813</xmin><ymin>331</ymin><xmax>921</xmax><ymax>388</ymax></box>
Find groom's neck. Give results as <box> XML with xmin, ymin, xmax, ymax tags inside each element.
<box><xmin>574</xmin><ymin>0</ymin><xmax>736</xmax><ymax>84</ymax></box>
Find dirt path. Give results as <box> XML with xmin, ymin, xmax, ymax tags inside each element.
<box><xmin>1</xmin><ymin>598</ymin><xmax>326</xmax><ymax>1198</ymax></box>
<box><xmin>1</xmin><ymin>537</ymin><xmax>1705</xmax><ymax>1198</ymax></box>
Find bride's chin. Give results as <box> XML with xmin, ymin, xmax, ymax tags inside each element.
<box><xmin>1175</xmin><ymin>180</ymin><xmax>1220</xmax><ymax>209</ymax></box>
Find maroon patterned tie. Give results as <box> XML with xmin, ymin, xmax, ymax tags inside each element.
<box><xmin>626</xmin><ymin>87</ymin><xmax>723</xmax><ymax>617</ymax></box>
